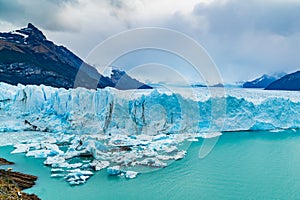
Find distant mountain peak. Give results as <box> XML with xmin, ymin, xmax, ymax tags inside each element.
<box><xmin>27</xmin><ymin>22</ymin><xmax>35</xmax><ymax>29</ymax></box>
<box><xmin>1</xmin><ymin>23</ymin><xmax>47</xmax><ymax>45</ymax></box>
<box><xmin>243</xmin><ymin>72</ymin><xmax>286</xmax><ymax>89</ymax></box>
<box><xmin>25</xmin><ymin>23</ymin><xmax>47</xmax><ymax>41</ymax></box>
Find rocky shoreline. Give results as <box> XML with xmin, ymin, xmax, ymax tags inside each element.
<box><xmin>0</xmin><ymin>158</ymin><xmax>14</xmax><ymax>165</ymax></box>
<box><xmin>0</xmin><ymin>157</ymin><xmax>40</xmax><ymax>200</ymax></box>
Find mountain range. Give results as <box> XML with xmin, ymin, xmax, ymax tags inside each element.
<box><xmin>243</xmin><ymin>71</ymin><xmax>300</xmax><ymax>91</ymax></box>
<box><xmin>0</xmin><ymin>23</ymin><xmax>151</xmax><ymax>90</ymax></box>
<box><xmin>1</xmin><ymin>23</ymin><xmax>299</xmax><ymax>91</ymax></box>
<box><xmin>265</xmin><ymin>71</ymin><xmax>300</xmax><ymax>91</ymax></box>
<box><xmin>243</xmin><ymin>73</ymin><xmax>286</xmax><ymax>88</ymax></box>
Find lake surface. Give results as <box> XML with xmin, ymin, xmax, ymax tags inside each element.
<box><xmin>1</xmin><ymin>129</ymin><xmax>300</xmax><ymax>200</ymax></box>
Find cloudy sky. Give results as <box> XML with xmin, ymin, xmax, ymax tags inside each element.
<box><xmin>0</xmin><ymin>0</ymin><xmax>300</xmax><ymax>83</ymax></box>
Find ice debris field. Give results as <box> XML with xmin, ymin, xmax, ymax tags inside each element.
<box><xmin>1</xmin><ymin>82</ymin><xmax>300</xmax><ymax>185</ymax></box>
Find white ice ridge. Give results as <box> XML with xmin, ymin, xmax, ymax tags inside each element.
<box><xmin>1</xmin><ymin>82</ymin><xmax>300</xmax><ymax>134</ymax></box>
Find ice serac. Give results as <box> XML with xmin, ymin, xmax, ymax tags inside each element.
<box><xmin>1</xmin><ymin>83</ymin><xmax>300</xmax><ymax>134</ymax></box>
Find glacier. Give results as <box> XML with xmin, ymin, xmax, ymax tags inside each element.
<box><xmin>1</xmin><ymin>82</ymin><xmax>300</xmax><ymax>134</ymax></box>
<box><xmin>1</xmin><ymin>82</ymin><xmax>300</xmax><ymax>184</ymax></box>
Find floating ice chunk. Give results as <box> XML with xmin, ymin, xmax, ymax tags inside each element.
<box><xmin>124</xmin><ymin>171</ymin><xmax>138</xmax><ymax>179</ymax></box>
<box><xmin>51</xmin><ymin>174</ymin><xmax>65</xmax><ymax>178</ymax></box>
<box><xmin>163</xmin><ymin>146</ymin><xmax>178</xmax><ymax>153</ymax></box>
<box><xmin>68</xmin><ymin>169</ymin><xmax>94</xmax><ymax>176</ymax></box>
<box><xmin>26</xmin><ymin>146</ymin><xmax>62</xmax><ymax>158</ymax></box>
<box><xmin>26</xmin><ymin>150</ymin><xmax>45</xmax><ymax>158</ymax></box>
<box><xmin>107</xmin><ymin>166</ymin><xmax>121</xmax><ymax>175</ymax></box>
<box><xmin>66</xmin><ymin>177</ymin><xmax>77</xmax><ymax>182</ymax></box>
<box><xmin>69</xmin><ymin>180</ymin><xmax>85</xmax><ymax>185</ymax></box>
<box><xmin>173</xmin><ymin>151</ymin><xmax>186</xmax><ymax>160</ymax></box>
<box><xmin>44</xmin><ymin>156</ymin><xmax>65</xmax><ymax>165</ymax></box>
<box><xmin>187</xmin><ymin>138</ymin><xmax>198</xmax><ymax>142</ymax></box>
<box><xmin>51</xmin><ymin>168</ymin><xmax>64</xmax><ymax>173</ymax></box>
<box><xmin>138</xmin><ymin>158</ymin><xmax>167</xmax><ymax>168</ymax></box>
<box><xmin>79</xmin><ymin>175</ymin><xmax>90</xmax><ymax>181</ymax></box>
<box><xmin>11</xmin><ymin>144</ymin><xmax>29</xmax><ymax>154</ymax></box>
<box><xmin>90</xmin><ymin>160</ymin><xmax>110</xmax><ymax>171</ymax></box>
<box><xmin>26</xmin><ymin>150</ymin><xmax>51</xmax><ymax>158</ymax></box>
<box><xmin>65</xmin><ymin>169</ymin><xmax>93</xmax><ymax>185</ymax></box>
<box><xmin>52</xmin><ymin>162</ymin><xmax>70</xmax><ymax>168</ymax></box>
<box><xmin>66</xmin><ymin>163</ymin><xmax>83</xmax><ymax>169</ymax></box>
<box><xmin>156</xmin><ymin>151</ymin><xmax>185</xmax><ymax>161</ymax></box>
<box><xmin>269</xmin><ymin>129</ymin><xmax>285</xmax><ymax>133</ymax></box>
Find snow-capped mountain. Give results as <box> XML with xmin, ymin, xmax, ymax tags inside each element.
<box><xmin>265</xmin><ymin>71</ymin><xmax>300</xmax><ymax>91</ymax></box>
<box><xmin>243</xmin><ymin>73</ymin><xmax>286</xmax><ymax>88</ymax></box>
<box><xmin>0</xmin><ymin>23</ymin><xmax>151</xmax><ymax>90</ymax></box>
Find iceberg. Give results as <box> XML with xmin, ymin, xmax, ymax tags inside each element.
<box><xmin>51</xmin><ymin>174</ymin><xmax>65</xmax><ymax>178</ymax></box>
<box><xmin>11</xmin><ymin>144</ymin><xmax>30</xmax><ymax>154</ymax></box>
<box><xmin>51</xmin><ymin>168</ymin><xmax>64</xmax><ymax>173</ymax></box>
<box><xmin>107</xmin><ymin>167</ymin><xmax>138</xmax><ymax>179</ymax></box>
<box><xmin>107</xmin><ymin>166</ymin><xmax>121</xmax><ymax>175</ymax></box>
<box><xmin>89</xmin><ymin>160</ymin><xmax>110</xmax><ymax>171</ymax></box>
<box><xmin>44</xmin><ymin>156</ymin><xmax>65</xmax><ymax>166</ymax></box>
<box><xmin>65</xmin><ymin>169</ymin><xmax>93</xmax><ymax>185</ymax></box>
<box><xmin>124</xmin><ymin>171</ymin><xmax>138</xmax><ymax>179</ymax></box>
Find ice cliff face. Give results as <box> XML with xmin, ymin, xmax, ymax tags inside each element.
<box><xmin>1</xmin><ymin>82</ymin><xmax>300</xmax><ymax>135</ymax></box>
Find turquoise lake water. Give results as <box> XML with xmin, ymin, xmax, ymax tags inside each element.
<box><xmin>1</xmin><ymin>130</ymin><xmax>300</xmax><ymax>200</ymax></box>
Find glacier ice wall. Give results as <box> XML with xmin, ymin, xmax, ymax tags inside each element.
<box><xmin>1</xmin><ymin>82</ymin><xmax>300</xmax><ymax>135</ymax></box>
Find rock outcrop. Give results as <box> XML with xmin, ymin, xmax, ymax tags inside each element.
<box><xmin>0</xmin><ymin>158</ymin><xmax>40</xmax><ymax>200</ymax></box>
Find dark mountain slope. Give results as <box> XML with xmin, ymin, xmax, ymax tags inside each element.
<box><xmin>0</xmin><ymin>23</ymin><xmax>151</xmax><ymax>90</ymax></box>
<box><xmin>265</xmin><ymin>71</ymin><xmax>300</xmax><ymax>91</ymax></box>
<box><xmin>243</xmin><ymin>73</ymin><xmax>286</xmax><ymax>88</ymax></box>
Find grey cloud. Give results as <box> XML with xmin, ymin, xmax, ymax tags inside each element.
<box><xmin>108</xmin><ymin>0</ymin><xmax>124</xmax><ymax>9</ymax></box>
<box><xmin>185</xmin><ymin>0</ymin><xmax>300</xmax><ymax>81</ymax></box>
<box><xmin>1</xmin><ymin>0</ymin><xmax>299</xmax><ymax>83</ymax></box>
<box><xmin>193</xmin><ymin>0</ymin><xmax>300</xmax><ymax>36</ymax></box>
<box><xmin>0</xmin><ymin>0</ymin><xmax>79</xmax><ymax>31</ymax></box>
